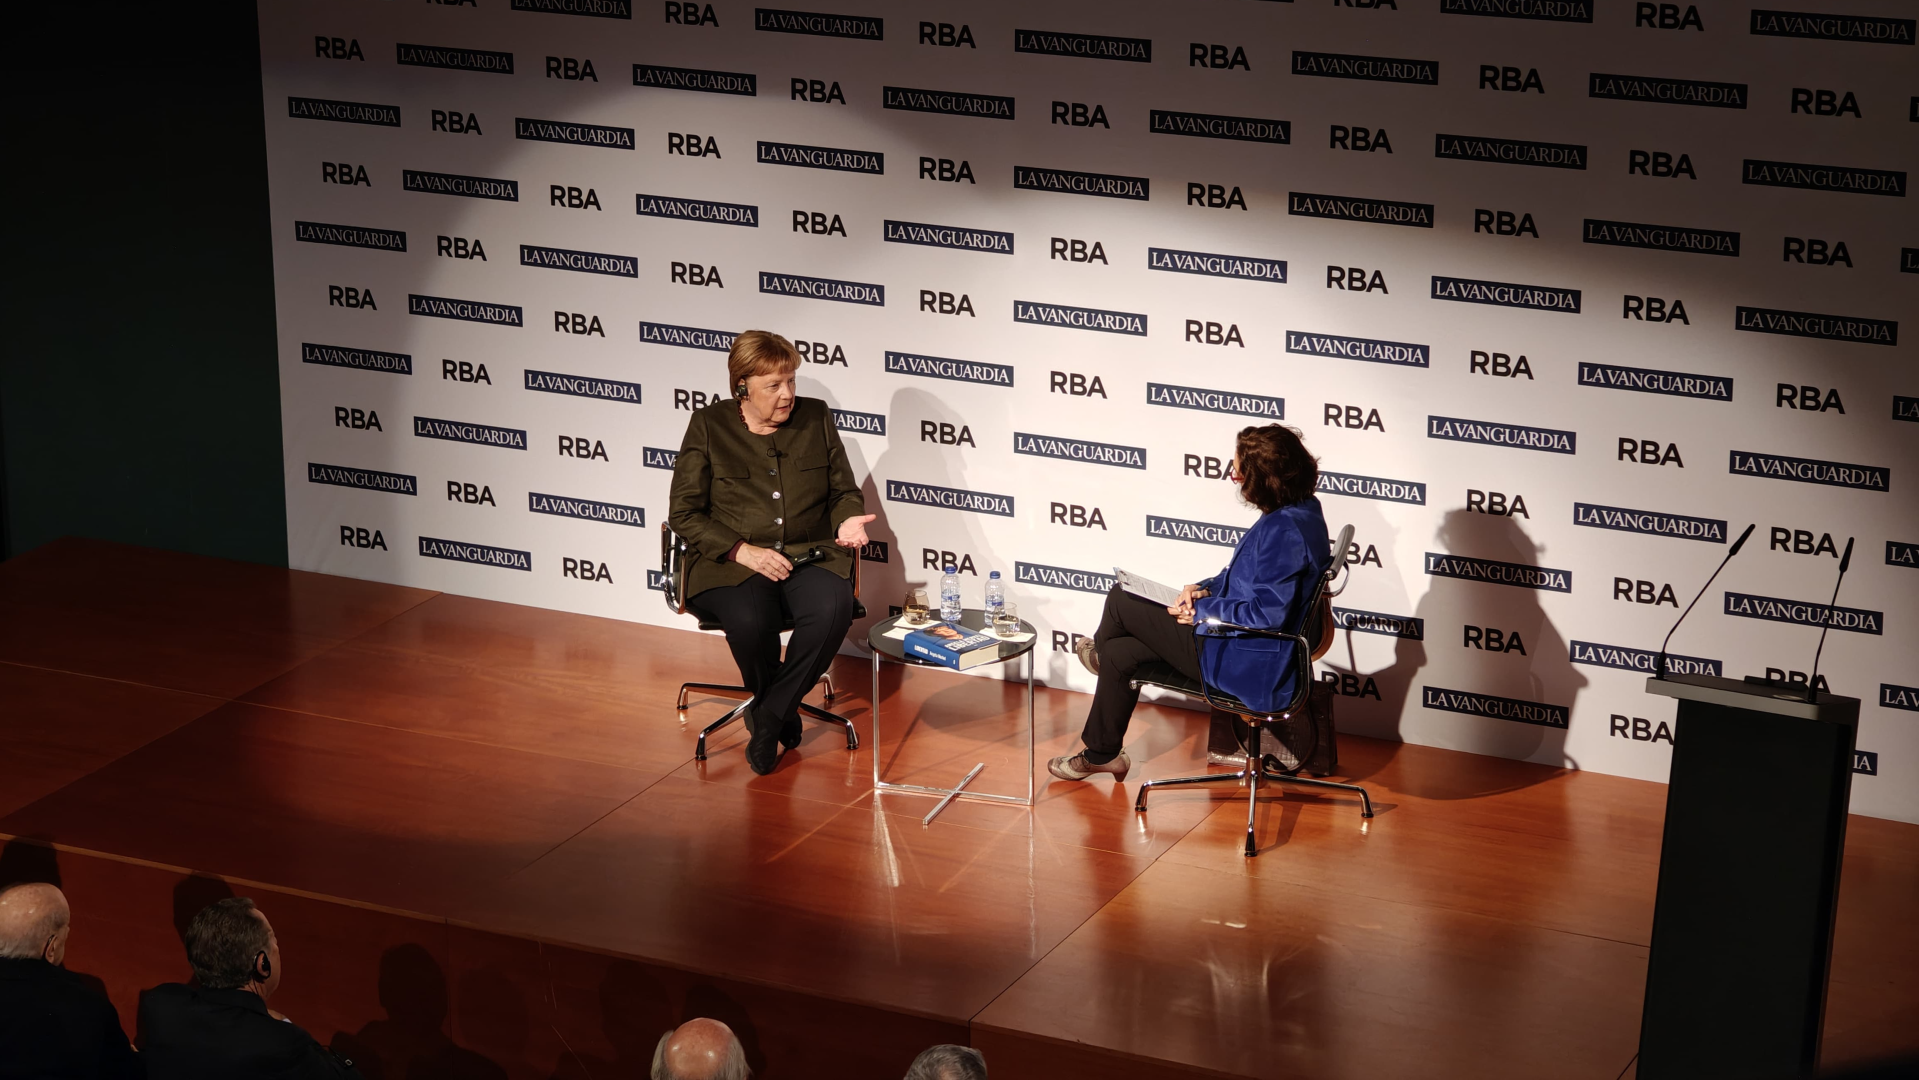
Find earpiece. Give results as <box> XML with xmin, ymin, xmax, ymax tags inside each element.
<box><xmin>735</xmin><ymin>379</ymin><xmax>748</xmax><ymax>398</ymax></box>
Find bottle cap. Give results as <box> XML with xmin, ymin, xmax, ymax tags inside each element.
<box><xmin>989</xmin><ymin>571</ymin><xmax>1001</xmax><ymax>578</ymax></box>
<box><xmin>944</xmin><ymin>566</ymin><xmax>956</xmax><ymax>573</ymax></box>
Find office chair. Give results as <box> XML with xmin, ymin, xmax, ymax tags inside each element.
<box><xmin>1132</xmin><ymin>523</ymin><xmax>1375</xmax><ymax>856</ymax></box>
<box><xmin>660</xmin><ymin>523</ymin><xmax>862</xmax><ymax>761</ymax></box>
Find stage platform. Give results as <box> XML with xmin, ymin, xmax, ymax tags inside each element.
<box><xmin>2</xmin><ymin>538</ymin><xmax>1913</xmax><ymax>1079</ymax></box>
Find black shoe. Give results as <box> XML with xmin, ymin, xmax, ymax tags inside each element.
<box><xmin>745</xmin><ymin>707</ymin><xmax>783</xmax><ymax>775</ymax></box>
<box><xmin>779</xmin><ymin>717</ymin><xmax>803</xmax><ymax>751</ymax></box>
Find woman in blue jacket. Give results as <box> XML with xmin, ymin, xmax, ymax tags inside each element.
<box><xmin>1048</xmin><ymin>424</ymin><xmax>1330</xmax><ymax>782</ymax></box>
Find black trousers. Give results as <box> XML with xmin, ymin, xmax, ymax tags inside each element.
<box><xmin>690</xmin><ymin>565</ymin><xmax>855</xmax><ymax>731</ymax></box>
<box><xmin>1080</xmin><ymin>584</ymin><xmax>1204</xmax><ymax>757</ymax></box>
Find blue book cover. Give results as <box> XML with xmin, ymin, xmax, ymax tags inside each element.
<box><xmin>902</xmin><ymin>622</ymin><xmax>1001</xmax><ymax>669</ymax></box>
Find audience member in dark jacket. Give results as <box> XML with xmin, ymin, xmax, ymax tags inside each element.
<box><xmin>138</xmin><ymin>897</ymin><xmax>360</xmax><ymax>1080</ymax></box>
<box><xmin>0</xmin><ymin>882</ymin><xmax>142</xmax><ymax>1079</ymax></box>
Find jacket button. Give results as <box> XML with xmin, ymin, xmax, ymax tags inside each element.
<box><xmin>775</xmin><ymin>517</ymin><xmax>784</xmax><ymax>525</ymax></box>
<box><xmin>772</xmin><ymin>491</ymin><xmax>781</xmax><ymax>500</ymax></box>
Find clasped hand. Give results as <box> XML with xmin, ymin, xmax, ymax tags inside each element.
<box><xmin>1168</xmin><ymin>584</ymin><xmax>1211</xmax><ymax>625</ymax></box>
<box><xmin>739</xmin><ymin>514</ymin><xmax>878</xmax><ymax>581</ymax></box>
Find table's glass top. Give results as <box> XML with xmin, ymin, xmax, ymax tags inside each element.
<box><xmin>868</xmin><ymin>607</ymin><xmax>1038</xmax><ymax>666</ymax></box>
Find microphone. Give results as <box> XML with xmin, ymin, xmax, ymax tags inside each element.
<box><xmin>1803</xmin><ymin>536</ymin><xmax>1853</xmax><ymax>703</ymax></box>
<box><xmin>1656</xmin><ymin>522</ymin><xmax>1754</xmax><ymax>679</ymax></box>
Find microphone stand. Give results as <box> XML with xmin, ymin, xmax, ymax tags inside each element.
<box><xmin>1804</xmin><ymin>537</ymin><xmax>1853</xmax><ymax>703</ymax></box>
<box><xmin>1656</xmin><ymin>523</ymin><xmax>1754</xmax><ymax>679</ymax></box>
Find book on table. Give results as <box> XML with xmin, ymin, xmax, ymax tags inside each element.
<box><xmin>902</xmin><ymin>622</ymin><xmax>1002</xmax><ymax>669</ymax></box>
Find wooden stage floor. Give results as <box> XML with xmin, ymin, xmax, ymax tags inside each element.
<box><xmin>2</xmin><ymin>538</ymin><xmax>1914</xmax><ymax>1079</ymax></box>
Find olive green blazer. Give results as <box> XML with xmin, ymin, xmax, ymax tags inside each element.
<box><xmin>668</xmin><ymin>397</ymin><xmax>866</xmax><ymax>598</ymax></box>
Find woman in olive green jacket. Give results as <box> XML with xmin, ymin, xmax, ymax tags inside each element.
<box><xmin>668</xmin><ymin>331</ymin><xmax>875</xmax><ymax>774</ymax></box>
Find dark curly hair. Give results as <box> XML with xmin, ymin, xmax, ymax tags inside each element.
<box><xmin>1234</xmin><ymin>424</ymin><xmax>1318</xmax><ymax>512</ymax></box>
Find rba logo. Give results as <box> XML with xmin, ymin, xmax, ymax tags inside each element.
<box><xmin>333</xmin><ymin>406</ymin><xmax>382</xmax><ymax>431</ymax></box>
<box><xmin>1422</xmin><ymin>685</ymin><xmax>1569</xmax><ymax>729</ymax></box>
<box><xmin>922</xmin><ymin>549</ymin><xmax>978</xmax><ymax>574</ymax></box>
<box><xmin>339</xmin><ymin>526</ymin><xmax>387</xmax><ymax>550</ymax></box>
<box><xmin>1050</xmin><ymin>503</ymin><xmax>1106</xmax><ymax>529</ymax></box>
<box><xmin>1777</xmin><ymin>383</ymin><xmax>1844</xmax><ymax>413</ymax></box>
<box><xmin>561</xmin><ymin>557</ymin><xmax>614</xmax><ymax>583</ymax></box>
<box><xmin>1472</xmin><ymin>350</ymin><xmax>1533</xmax><ymax>379</ymax></box>
<box><xmin>1610</xmin><ymin>715</ymin><xmax>1675</xmax><ymax>744</ymax></box>
<box><xmin>328</xmin><ymin>285</ymin><xmax>377</xmax><ymax>309</ymax></box>
<box><xmin>1572</xmin><ymin>640</ymin><xmax>1719</xmax><ymax>677</ymax></box>
<box><xmin>447</xmin><ymin>482</ymin><xmax>495</xmax><ymax>507</ymax></box>
<box><xmin>303</xmin><ymin>342</ymin><xmax>411</xmax><ymax>376</ymax></box>
<box><xmin>524</xmin><ymin>370</ymin><xmax>641</xmax><ymax>405</ymax></box>
<box><xmin>419</xmin><ymin>536</ymin><xmax>531</xmax><ymax>572</ymax></box>
<box><xmin>1770</xmin><ymin>528</ymin><xmax>1844</xmax><ymax>558</ymax></box>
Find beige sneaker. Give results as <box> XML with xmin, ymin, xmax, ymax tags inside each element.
<box><xmin>1074</xmin><ymin>636</ymin><xmax>1100</xmax><ymax>676</ymax></box>
<box><xmin>1047</xmin><ymin>750</ymin><xmax>1131</xmax><ymax>782</ymax></box>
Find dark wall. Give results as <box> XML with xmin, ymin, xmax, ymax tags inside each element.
<box><xmin>3</xmin><ymin>1</ymin><xmax>285</xmax><ymax>565</ymax></box>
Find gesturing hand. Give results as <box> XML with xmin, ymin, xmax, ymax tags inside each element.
<box><xmin>836</xmin><ymin>514</ymin><xmax>877</xmax><ymax>548</ymax></box>
<box><xmin>736</xmin><ymin>543</ymin><xmax>793</xmax><ymax>581</ymax></box>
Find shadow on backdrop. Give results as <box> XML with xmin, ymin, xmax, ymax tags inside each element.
<box><xmin>1320</xmin><ymin>509</ymin><xmax>1588</xmax><ymax>799</ymax></box>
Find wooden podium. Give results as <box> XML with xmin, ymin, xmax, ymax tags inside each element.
<box><xmin>1638</xmin><ymin>673</ymin><xmax>1860</xmax><ymax>1080</ymax></box>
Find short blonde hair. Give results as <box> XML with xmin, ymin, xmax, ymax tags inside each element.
<box><xmin>727</xmin><ymin>330</ymin><xmax>801</xmax><ymax>396</ymax></box>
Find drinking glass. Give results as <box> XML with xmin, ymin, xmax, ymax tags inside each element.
<box><xmin>993</xmin><ymin>601</ymin><xmax>1021</xmax><ymax>637</ymax></box>
<box><xmin>904</xmin><ymin>588</ymin><xmax>930</xmax><ymax>625</ymax></box>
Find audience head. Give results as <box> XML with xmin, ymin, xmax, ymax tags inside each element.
<box><xmin>904</xmin><ymin>1044</ymin><xmax>988</xmax><ymax>1080</ymax></box>
<box><xmin>0</xmin><ymin>882</ymin><xmax>70</xmax><ymax>964</ymax></box>
<box><xmin>651</xmin><ymin>1017</ymin><xmax>749</xmax><ymax>1080</ymax></box>
<box><xmin>1233</xmin><ymin>424</ymin><xmax>1319</xmax><ymax>512</ymax></box>
<box><xmin>184</xmin><ymin>897</ymin><xmax>281</xmax><ymax>999</ymax></box>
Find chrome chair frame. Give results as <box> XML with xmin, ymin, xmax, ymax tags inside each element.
<box><xmin>661</xmin><ymin>523</ymin><xmax>861</xmax><ymax>761</ymax></box>
<box><xmin>1132</xmin><ymin>524</ymin><xmax>1375</xmax><ymax>857</ymax></box>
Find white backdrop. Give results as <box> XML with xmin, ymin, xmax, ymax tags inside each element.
<box><xmin>258</xmin><ymin>0</ymin><xmax>1917</xmax><ymax>821</ymax></box>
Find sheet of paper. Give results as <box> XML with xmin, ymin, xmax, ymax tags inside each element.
<box><xmin>1115</xmin><ymin>568</ymin><xmax>1181</xmax><ymax>607</ymax></box>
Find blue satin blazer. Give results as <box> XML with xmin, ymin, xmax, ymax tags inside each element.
<box><xmin>1191</xmin><ymin>496</ymin><xmax>1331</xmax><ymax>712</ymax></box>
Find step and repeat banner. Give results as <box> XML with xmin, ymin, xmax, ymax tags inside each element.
<box><xmin>257</xmin><ymin>0</ymin><xmax>1917</xmax><ymax>820</ymax></box>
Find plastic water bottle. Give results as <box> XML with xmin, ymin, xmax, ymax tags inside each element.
<box><xmin>984</xmin><ymin>571</ymin><xmax>1005</xmax><ymax>620</ymax></box>
<box><xmin>940</xmin><ymin>565</ymin><xmax>963</xmax><ymax>622</ymax></box>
